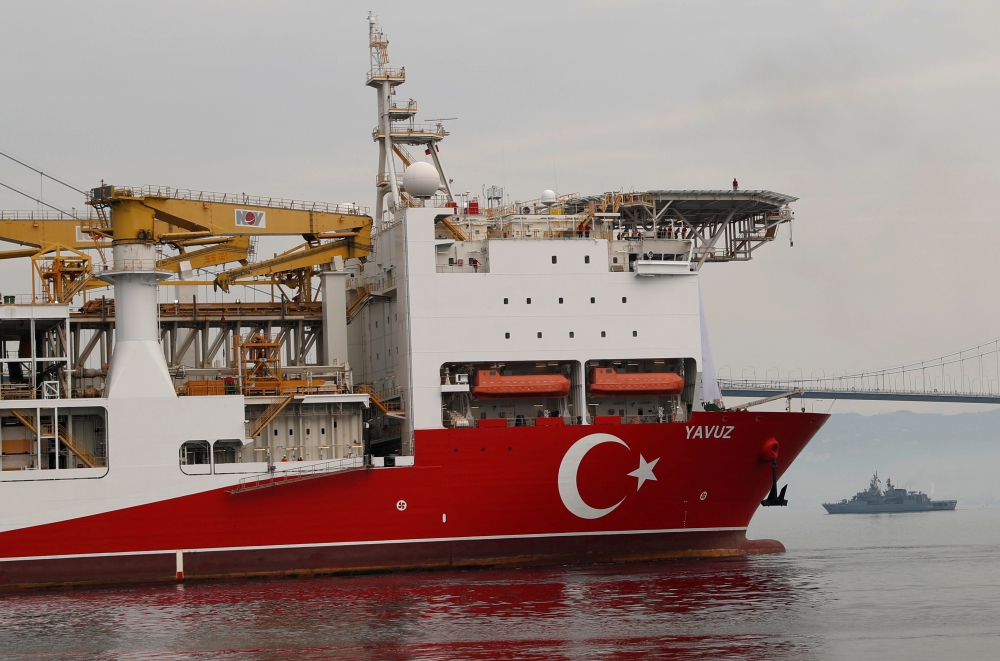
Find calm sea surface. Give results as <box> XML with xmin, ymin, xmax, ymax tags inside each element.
<box><xmin>1</xmin><ymin>508</ymin><xmax>998</xmax><ymax>660</ymax></box>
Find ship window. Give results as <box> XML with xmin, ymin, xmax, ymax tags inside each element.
<box><xmin>179</xmin><ymin>441</ymin><xmax>210</xmax><ymax>465</ymax></box>
<box><xmin>490</xmin><ymin>370</ymin><xmax>497</xmax><ymax>376</ymax></box>
<box><xmin>613</xmin><ymin>257</ymin><xmax>619</xmax><ymax>264</ymax></box>
<box><xmin>559</xmin><ymin>297</ymin><xmax>563</xmax><ymax>304</ymax></box>
<box><xmin>606</xmin><ymin>368</ymin><xmax>612</xmax><ymax>373</ymax></box>
<box><xmin>537</xmin><ymin>332</ymin><xmax>542</xmax><ymax>338</ymax></box>
<box><xmin>322</xmin><ymin>427</ymin><xmax>326</xmax><ymax>434</ymax></box>
<box><xmin>213</xmin><ymin>439</ymin><xmax>242</xmax><ymax>465</ymax></box>
<box><xmin>526</xmin><ymin>298</ymin><xmax>531</xmax><ymax>304</ymax></box>
<box><xmin>601</xmin><ymin>331</ymin><xmax>606</xmax><ymax>337</ymax></box>
<box><xmin>504</xmin><ymin>298</ymin><xmax>508</xmax><ymax>304</ymax></box>
<box><xmin>638</xmin><ymin>408</ymin><xmax>643</xmax><ymax>415</ymax></box>
<box><xmin>608</xmin><ymin>409</ymin><xmax>615</xmax><ymax>415</ymax></box>
<box><xmin>306</xmin><ymin>428</ymin><xmax>310</xmax><ymax>435</ymax></box>
<box><xmin>569</xmin><ymin>332</ymin><xmax>574</xmax><ymax>338</ymax></box>
<box><xmin>289</xmin><ymin>429</ymin><xmax>294</xmax><ymax>436</ymax></box>
<box><xmin>590</xmin><ymin>297</ymin><xmax>595</xmax><ymax>303</ymax></box>
<box><xmin>622</xmin><ymin>297</ymin><xmax>627</xmax><ymax>303</ymax></box>
<box><xmin>633</xmin><ymin>331</ymin><xmax>637</xmax><ymax>337</ymax></box>
<box><xmin>552</xmin><ymin>256</ymin><xmax>557</xmax><ymax>264</ymax></box>
<box><xmin>585</xmin><ymin>255</ymin><xmax>590</xmax><ymax>264</ymax></box>
<box><xmin>333</xmin><ymin>421</ymin><xmax>337</xmax><ymax>428</ymax></box>
<box><xmin>505</xmin><ymin>332</ymin><xmax>510</xmax><ymax>339</ymax></box>
<box><xmin>274</xmin><ymin>429</ymin><xmax>278</xmax><ymax>436</ymax></box>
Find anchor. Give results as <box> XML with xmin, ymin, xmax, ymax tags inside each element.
<box><xmin>761</xmin><ymin>456</ymin><xmax>788</xmax><ymax>507</ymax></box>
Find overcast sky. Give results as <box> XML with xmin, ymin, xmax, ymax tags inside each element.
<box><xmin>2</xmin><ymin>0</ymin><xmax>998</xmax><ymax>414</ymax></box>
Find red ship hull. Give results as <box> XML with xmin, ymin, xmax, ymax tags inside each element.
<box><xmin>0</xmin><ymin>411</ymin><xmax>826</xmax><ymax>591</ymax></box>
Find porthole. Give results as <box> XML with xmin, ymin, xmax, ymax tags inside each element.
<box><xmin>505</xmin><ymin>332</ymin><xmax>510</xmax><ymax>339</ymax></box>
<box><xmin>633</xmin><ymin>330</ymin><xmax>637</xmax><ymax>337</ymax></box>
<box><xmin>622</xmin><ymin>297</ymin><xmax>627</xmax><ymax>303</ymax></box>
<box><xmin>551</xmin><ymin>256</ymin><xmax>557</xmax><ymax>264</ymax></box>
<box><xmin>601</xmin><ymin>331</ymin><xmax>606</xmax><ymax>337</ymax></box>
<box><xmin>558</xmin><ymin>297</ymin><xmax>563</xmax><ymax>304</ymax></box>
<box><xmin>504</xmin><ymin>298</ymin><xmax>508</xmax><ymax>304</ymax></box>
<box><xmin>537</xmin><ymin>332</ymin><xmax>542</xmax><ymax>338</ymax></box>
<box><xmin>569</xmin><ymin>332</ymin><xmax>574</xmax><ymax>338</ymax></box>
<box><xmin>585</xmin><ymin>255</ymin><xmax>590</xmax><ymax>264</ymax></box>
<box><xmin>526</xmin><ymin>298</ymin><xmax>531</xmax><ymax>304</ymax></box>
<box><xmin>590</xmin><ymin>297</ymin><xmax>595</xmax><ymax>303</ymax></box>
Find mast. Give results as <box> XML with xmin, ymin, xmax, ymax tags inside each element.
<box><xmin>365</xmin><ymin>14</ymin><xmax>451</xmax><ymax>222</ymax></box>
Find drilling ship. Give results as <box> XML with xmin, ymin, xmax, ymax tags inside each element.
<box><xmin>0</xmin><ymin>15</ymin><xmax>826</xmax><ymax>590</ymax></box>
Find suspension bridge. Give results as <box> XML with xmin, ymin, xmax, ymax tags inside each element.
<box><xmin>718</xmin><ymin>338</ymin><xmax>1000</xmax><ymax>404</ymax></box>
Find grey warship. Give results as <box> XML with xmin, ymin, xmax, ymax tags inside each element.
<box><xmin>823</xmin><ymin>473</ymin><xmax>957</xmax><ymax>514</ymax></box>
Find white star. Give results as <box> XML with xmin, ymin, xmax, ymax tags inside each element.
<box><xmin>628</xmin><ymin>454</ymin><xmax>659</xmax><ymax>491</ymax></box>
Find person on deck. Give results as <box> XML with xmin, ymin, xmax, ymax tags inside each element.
<box><xmin>732</xmin><ymin>178</ymin><xmax>739</xmax><ymax>191</ymax></box>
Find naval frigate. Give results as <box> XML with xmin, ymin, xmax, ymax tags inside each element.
<box><xmin>823</xmin><ymin>473</ymin><xmax>957</xmax><ymax>514</ymax></box>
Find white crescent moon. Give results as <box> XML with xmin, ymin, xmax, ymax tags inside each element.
<box><xmin>558</xmin><ymin>433</ymin><xmax>629</xmax><ymax>520</ymax></box>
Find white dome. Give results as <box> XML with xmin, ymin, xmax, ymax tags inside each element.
<box><xmin>401</xmin><ymin>162</ymin><xmax>442</xmax><ymax>198</ymax></box>
<box><xmin>540</xmin><ymin>189</ymin><xmax>557</xmax><ymax>206</ymax></box>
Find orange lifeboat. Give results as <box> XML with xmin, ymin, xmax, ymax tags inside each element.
<box><xmin>587</xmin><ymin>368</ymin><xmax>684</xmax><ymax>397</ymax></box>
<box><xmin>471</xmin><ymin>370</ymin><xmax>571</xmax><ymax>399</ymax></box>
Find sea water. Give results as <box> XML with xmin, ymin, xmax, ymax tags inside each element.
<box><xmin>1</xmin><ymin>508</ymin><xmax>998</xmax><ymax>660</ymax></box>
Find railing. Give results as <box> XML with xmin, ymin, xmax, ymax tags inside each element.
<box><xmin>444</xmin><ymin>415</ymin><xmax>676</xmax><ymax>428</ymax></box>
<box><xmin>366</xmin><ymin>67</ymin><xmax>405</xmax><ymax>83</ymax></box>
<box><xmin>229</xmin><ymin>457</ymin><xmax>363</xmax><ymax>494</ymax></box>
<box><xmin>371</xmin><ymin>124</ymin><xmax>448</xmax><ymax>140</ymax></box>
<box><xmin>0</xmin><ymin>210</ymin><xmax>102</xmax><ymax>221</ymax></box>
<box><xmin>435</xmin><ymin>264</ymin><xmax>485</xmax><ymax>274</ymax></box>
<box><xmin>367</xmin><ymin>275</ymin><xmax>396</xmax><ymax>293</ymax></box>
<box><xmin>356</xmin><ymin>384</ymin><xmax>404</xmax><ymax>415</ymax></box>
<box><xmin>97</xmin><ymin>186</ymin><xmax>368</xmax><ymax>216</ymax></box>
<box><xmin>95</xmin><ymin>260</ymin><xmax>168</xmax><ymax>273</ymax></box>
<box><xmin>0</xmin><ymin>294</ymin><xmax>57</xmax><ymax>305</ymax></box>
<box><xmin>485</xmin><ymin>226</ymin><xmax>614</xmax><ymax>241</ymax></box>
<box><xmin>246</xmin><ymin>392</ymin><xmax>295</xmax><ymax>439</ymax></box>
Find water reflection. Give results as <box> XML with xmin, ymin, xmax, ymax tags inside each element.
<box><xmin>0</xmin><ymin>556</ymin><xmax>823</xmax><ymax>660</ymax></box>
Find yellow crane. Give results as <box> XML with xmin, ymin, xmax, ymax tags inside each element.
<box><xmin>212</xmin><ymin>235</ymin><xmax>367</xmax><ymax>302</ymax></box>
<box><xmin>86</xmin><ymin>185</ymin><xmax>371</xmax><ymax>244</ymax></box>
<box><xmin>0</xmin><ymin>185</ymin><xmax>372</xmax><ymax>303</ymax></box>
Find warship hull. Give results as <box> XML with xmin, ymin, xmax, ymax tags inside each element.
<box><xmin>823</xmin><ymin>500</ymin><xmax>957</xmax><ymax>514</ymax></box>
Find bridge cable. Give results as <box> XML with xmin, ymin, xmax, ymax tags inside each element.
<box><xmin>0</xmin><ymin>179</ymin><xmax>83</xmax><ymax>220</ymax></box>
<box><xmin>0</xmin><ymin>148</ymin><xmax>87</xmax><ymax>196</ymax></box>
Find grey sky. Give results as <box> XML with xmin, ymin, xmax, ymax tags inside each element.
<box><xmin>2</xmin><ymin>0</ymin><xmax>998</xmax><ymax>413</ymax></box>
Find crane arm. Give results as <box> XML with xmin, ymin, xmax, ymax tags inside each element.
<box><xmin>156</xmin><ymin>236</ymin><xmax>251</xmax><ymax>273</ymax></box>
<box><xmin>214</xmin><ymin>237</ymin><xmax>366</xmax><ymax>292</ymax></box>
<box><xmin>0</xmin><ymin>218</ymin><xmax>108</xmax><ymax>250</ymax></box>
<box><xmin>88</xmin><ymin>186</ymin><xmax>373</xmax><ymax>241</ymax></box>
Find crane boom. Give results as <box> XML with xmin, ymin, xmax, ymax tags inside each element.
<box><xmin>88</xmin><ymin>185</ymin><xmax>372</xmax><ymax>241</ymax></box>
<box><xmin>214</xmin><ymin>237</ymin><xmax>366</xmax><ymax>292</ymax></box>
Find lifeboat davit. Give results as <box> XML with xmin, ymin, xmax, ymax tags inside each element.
<box><xmin>471</xmin><ymin>370</ymin><xmax>571</xmax><ymax>399</ymax></box>
<box><xmin>587</xmin><ymin>368</ymin><xmax>685</xmax><ymax>397</ymax></box>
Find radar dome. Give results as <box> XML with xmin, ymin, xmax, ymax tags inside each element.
<box><xmin>401</xmin><ymin>162</ymin><xmax>442</xmax><ymax>198</ymax></box>
<box><xmin>540</xmin><ymin>190</ymin><xmax>557</xmax><ymax>206</ymax></box>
